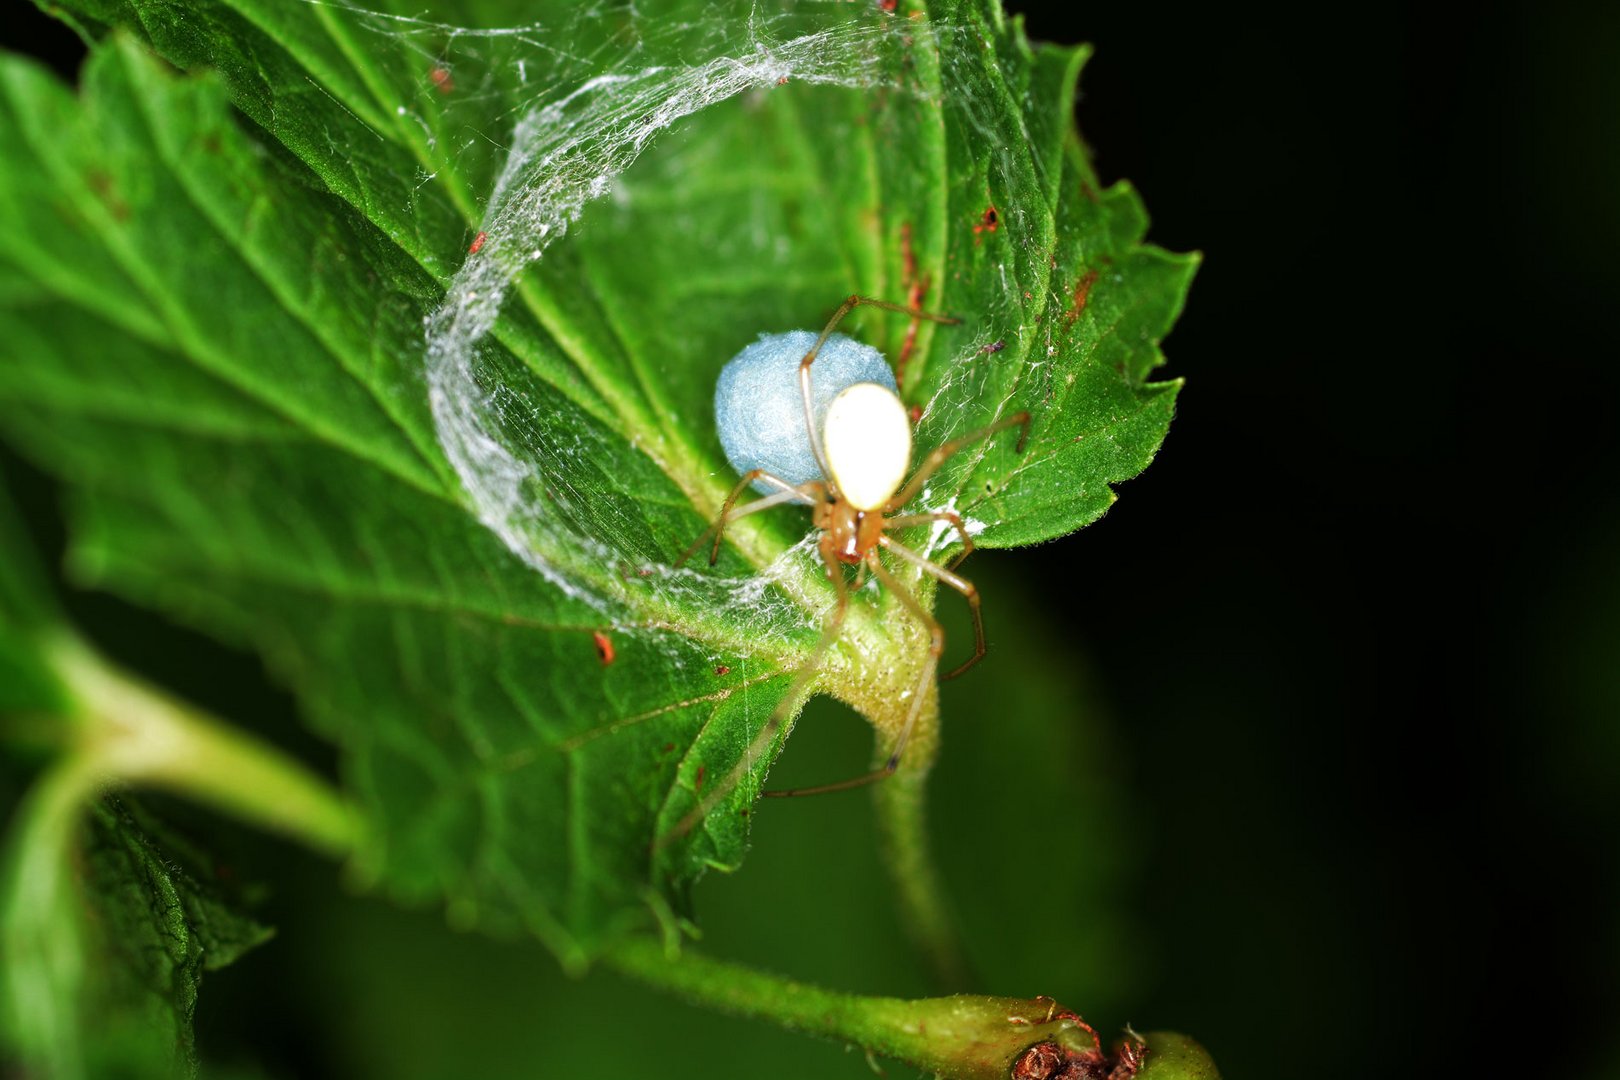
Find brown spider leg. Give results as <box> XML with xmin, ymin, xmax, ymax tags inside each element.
<box><xmin>800</xmin><ymin>295</ymin><xmax>961</xmax><ymax>488</ymax></box>
<box><xmin>762</xmin><ymin>549</ymin><xmax>941</xmax><ymax>799</ymax></box>
<box><xmin>674</xmin><ymin>470</ymin><xmax>820</xmax><ymax>568</ymax></box>
<box><xmin>885</xmin><ymin>509</ymin><xmax>974</xmax><ymax>570</ymax></box>
<box><xmin>883</xmin><ymin>411</ymin><xmax>1032</xmax><ymax>514</ymax></box>
<box><xmin>654</xmin><ymin>553</ymin><xmax>851</xmax><ymax>848</ymax></box>
<box><xmin>880</xmin><ymin>534</ymin><xmax>984</xmax><ymax>681</ymax></box>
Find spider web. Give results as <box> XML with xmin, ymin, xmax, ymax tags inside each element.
<box><xmin>312</xmin><ymin>0</ymin><xmax>1064</xmax><ymax>658</ymax></box>
<box><xmin>419</xmin><ymin>5</ymin><xmax>902</xmax><ymax>634</ymax></box>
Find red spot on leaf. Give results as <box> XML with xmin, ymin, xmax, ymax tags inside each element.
<box><xmin>900</xmin><ymin>221</ymin><xmax>919</xmax><ymax>283</ymax></box>
<box><xmin>972</xmin><ymin>204</ymin><xmax>1000</xmax><ymax>242</ymax></box>
<box><xmin>895</xmin><ymin>222</ymin><xmax>932</xmax><ymax>386</ymax></box>
<box><xmin>694</xmin><ymin>765</ymin><xmax>707</xmax><ymax>792</ymax></box>
<box><xmin>86</xmin><ymin>171</ymin><xmax>130</xmax><ymax>222</ymax></box>
<box><xmin>1064</xmin><ymin>269</ymin><xmax>1099</xmax><ymax>328</ymax></box>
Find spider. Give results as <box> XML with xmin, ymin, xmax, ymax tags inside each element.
<box><xmin>661</xmin><ymin>295</ymin><xmax>1029</xmax><ymax>845</ymax></box>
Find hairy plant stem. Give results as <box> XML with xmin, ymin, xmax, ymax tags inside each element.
<box><xmin>603</xmin><ymin>937</ymin><xmax>1098</xmax><ymax>1080</ymax></box>
<box><xmin>830</xmin><ymin>579</ymin><xmax>973</xmax><ymax>988</ymax></box>
<box><xmin>871</xmin><ymin>722</ymin><xmax>974</xmax><ymax>989</ymax></box>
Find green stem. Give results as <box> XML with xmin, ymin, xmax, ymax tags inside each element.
<box><xmin>606</xmin><ymin>936</ymin><xmax>910</xmax><ymax>1051</ymax></box>
<box><xmin>47</xmin><ymin>635</ymin><xmax>361</xmax><ymax>857</ymax></box>
<box><xmin>872</xmin><ymin>748</ymin><xmax>973</xmax><ymax>989</ymax></box>
<box><xmin>0</xmin><ymin>756</ymin><xmax>102</xmax><ymax>1080</ymax></box>
<box><xmin>605</xmin><ymin>939</ymin><xmax>1219</xmax><ymax>1078</ymax></box>
<box><xmin>852</xmin><ymin>668</ymin><xmax>970</xmax><ymax>988</ymax></box>
<box><xmin>605</xmin><ymin>938</ymin><xmax>1087</xmax><ymax>1080</ymax></box>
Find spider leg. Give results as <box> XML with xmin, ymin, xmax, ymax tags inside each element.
<box><xmin>881</xmin><ymin>535</ymin><xmax>984</xmax><ymax>681</ymax></box>
<box><xmin>800</xmin><ymin>295</ymin><xmax>961</xmax><ymax>490</ymax></box>
<box><xmin>763</xmin><ymin>548</ymin><xmax>942</xmax><ymax>799</ymax></box>
<box><xmin>654</xmin><ymin>552</ymin><xmax>851</xmax><ymax>848</ymax></box>
<box><xmin>674</xmin><ymin>470</ymin><xmax>819</xmax><ymax>568</ymax></box>
<box><xmin>886</xmin><ymin>509</ymin><xmax>974</xmax><ymax>570</ymax></box>
<box><xmin>883</xmin><ymin>411</ymin><xmax>1032</xmax><ymax>514</ymax></box>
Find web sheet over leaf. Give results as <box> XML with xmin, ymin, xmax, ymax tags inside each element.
<box><xmin>0</xmin><ymin>0</ymin><xmax>1193</xmax><ymax>962</ymax></box>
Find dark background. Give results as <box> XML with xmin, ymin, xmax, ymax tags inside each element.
<box><xmin>5</xmin><ymin>1</ymin><xmax>1618</xmax><ymax>1077</ymax></box>
<box><xmin>1005</xmin><ymin>1</ymin><xmax>1620</xmax><ymax>1075</ymax></box>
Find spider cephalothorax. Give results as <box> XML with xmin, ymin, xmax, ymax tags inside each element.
<box><xmin>811</xmin><ymin>489</ymin><xmax>885</xmax><ymax>566</ymax></box>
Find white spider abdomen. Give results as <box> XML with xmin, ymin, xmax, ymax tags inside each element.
<box><xmin>823</xmin><ymin>382</ymin><xmax>911</xmax><ymax>511</ymax></box>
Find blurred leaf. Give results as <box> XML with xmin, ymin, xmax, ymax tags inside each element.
<box><xmin>928</xmin><ymin>558</ymin><xmax>1140</xmax><ymax>1003</ymax></box>
<box><xmin>0</xmin><ymin>462</ymin><xmax>55</xmax><ymax>630</ymax></box>
<box><xmin>2</xmin><ymin>786</ymin><xmax>272</xmax><ymax>1080</ymax></box>
<box><xmin>0</xmin><ymin>627</ymin><xmax>66</xmax><ymax>716</ymax></box>
<box><xmin>0</xmin><ymin>0</ymin><xmax>1192</xmax><ymax>965</ymax></box>
<box><xmin>74</xmin><ymin>797</ymin><xmax>274</xmax><ymax>1074</ymax></box>
<box><xmin>0</xmin><ymin>468</ymin><xmax>69</xmax><ymax>715</ymax></box>
<box><xmin>0</xmin><ymin>466</ymin><xmax>273</xmax><ymax>1078</ymax></box>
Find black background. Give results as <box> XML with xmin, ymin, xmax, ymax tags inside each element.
<box><xmin>1003</xmin><ymin>0</ymin><xmax>1620</xmax><ymax>1075</ymax></box>
<box><xmin>5</xmin><ymin>1</ymin><xmax>1618</xmax><ymax>1077</ymax></box>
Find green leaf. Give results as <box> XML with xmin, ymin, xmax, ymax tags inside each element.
<box><xmin>73</xmin><ymin>797</ymin><xmax>273</xmax><ymax>1075</ymax></box>
<box><xmin>2</xmin><ymin>781</ymin><xmax>273</xmax><ymax>1079</ymax></box>
<box><xmin>0</xmin><ymin>0</ymin><xmax>1193</xmax><ymax>965</ymax></box>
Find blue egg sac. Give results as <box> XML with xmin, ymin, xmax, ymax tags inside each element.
<box><xmin>714</xmin><ymin>330</ymin><xmax>898</xmax><ymax>493</ymax></box>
